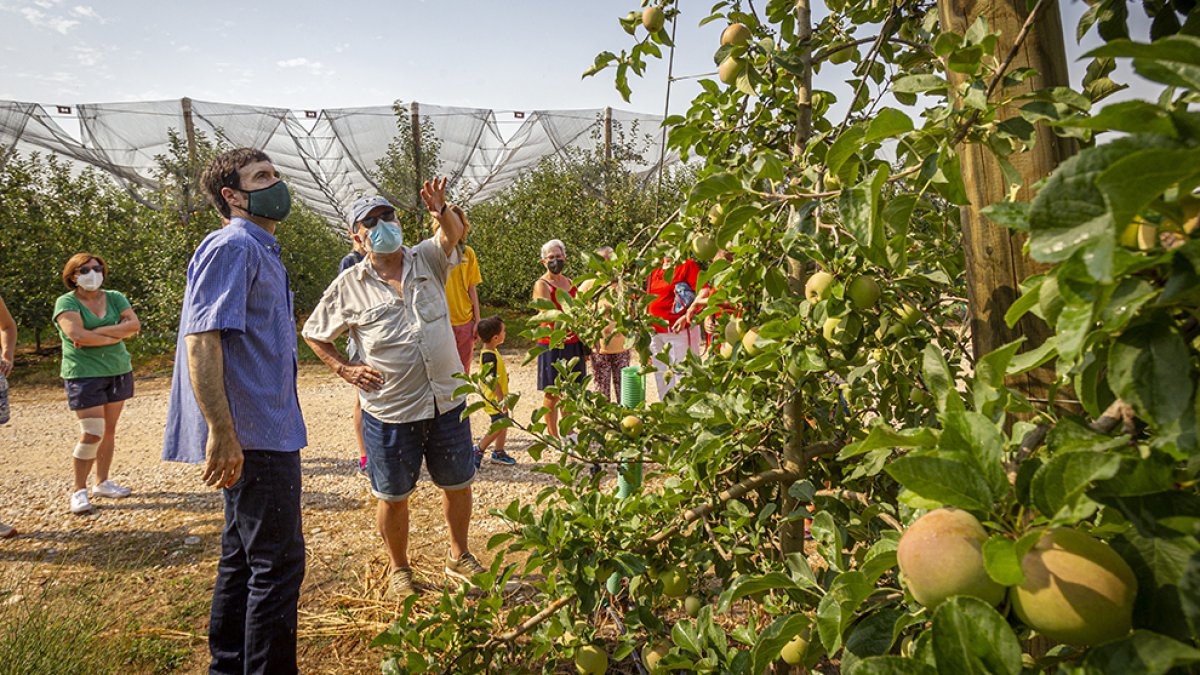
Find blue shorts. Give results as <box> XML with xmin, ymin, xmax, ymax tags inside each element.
<box><xmin>64</xmin><ymin>372</ymin><xmax>134</xmax><ymax>411</ymax></box>
<box><xmin>361</xmin><ymin>403</ymin><xmax>476</xmax><ymax>502</ymax></box>
<box><xmin>489</xmin><ymin>411</ymin><xmax>509</xmax><ymax>423</ymax></box>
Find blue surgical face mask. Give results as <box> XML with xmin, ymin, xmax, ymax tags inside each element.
<box><xmin>368</xmin><ymin>220</ymin><xmax>404</xmax><ymax>254</ymax></box>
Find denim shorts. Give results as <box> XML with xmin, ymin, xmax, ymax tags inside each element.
<box><xmin>64</xmin><ymin>372</ymin><xmax>134</xmax><ymax>411</ymax></box>
<box><xmin>361</xmin><ymin>403</ymin><xmax>475</xmax><ymax>501</ymax></box>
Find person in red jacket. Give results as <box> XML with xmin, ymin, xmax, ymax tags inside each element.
<box><xmin>646</xmin><ymin>256</ymin><xmax>701</xmax><ymax>398</ymax></box>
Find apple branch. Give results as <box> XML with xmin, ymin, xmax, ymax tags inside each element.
<box><xmin>646</xmin><ymin>441</ymin><xmax>839</xmax><ymax>547</ymax></box>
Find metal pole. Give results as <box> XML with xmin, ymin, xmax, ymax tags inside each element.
<box><xmin>655</xmin><ymin>4</ymin><xmax>680</xmax><ymax>220</ymax></box>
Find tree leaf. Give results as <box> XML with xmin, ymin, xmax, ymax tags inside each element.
<box><xmin>981</xmin><ymin>535</ymin><xmax>1025</xmax><ymax>586</ymax></box>
<box><xmin>922</xmin><ymin>343</ymin><xmax>964</xmax><ymax>415</ymax></box>
<box><xmin>689</xmin><ymin>172</ymin><xmax>744</xmax><ymax>202</ymax></box>
<box><xmin>1030</xmin><ymin>450</ymin><xmax>1122</xmax><ymax>521</ymax></box>
<box><xmin>1029</xmin><ymin>135</ymin><xmax>1177</xmax><ymax>282</ymax></box>
<box><xmin>1080</xmin><ymin>630</ymin><xmax>1200</xmax><ymax>674</ymax></box>
<box><xmin>930</xmin><ymin>597</ymin><xmax>1022</xmax><ymax>675</ymax></box>
<box><xmin>827</xmin><ymin>127</ymin><xmax>866</xmax><ymax>177</ymax></box>
<box><xmin>886</xmin><ymin>456</ymin><xmax>994</xmax><ymax>511</ymax></box>
<box><xmin>852</xmin><ymin>656</ymin><xmax>939</xmax><ymax>675</ymax></box>
<box><xmin>1107</xmin><ymin>324</ymin><xmax>1195</xmax><ymax>432</ymax></box>
<box><xmin>749</xmin><ymin>614</ymin><xmax>810</xmax><ymax>675</ymax></box>
<box><xmin>892</xmin><ymin>74</ymin><xmax>949</xmax><ymax>93</ymax></box>
<box><xmin>864</xmin><ymin>108</ymin><xmax>914</xmax><ymax>143</ymax></box>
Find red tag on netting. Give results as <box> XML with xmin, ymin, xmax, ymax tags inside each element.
<box><xmin>56</xmin><ymin>106</ymin><xmax>71</xmax><ymax>115</ymax></box>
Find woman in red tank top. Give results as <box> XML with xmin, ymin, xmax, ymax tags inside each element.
<box><xmin>532</xmin><ymin>239</ymin><xmax>588</xmax><ymax>439</ymax></box>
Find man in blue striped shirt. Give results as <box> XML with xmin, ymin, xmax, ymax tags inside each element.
<box><xmin>163</xmin><ymin>148</ymin><xmax>307</xmax><ymax>675</ymax></box>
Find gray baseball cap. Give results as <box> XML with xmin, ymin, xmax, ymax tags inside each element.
<box><xmin>348</xmin><ymin>195</ymin><xmax>394</xmax><ymax>226</ymax></box>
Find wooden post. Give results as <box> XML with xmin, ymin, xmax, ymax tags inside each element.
<box><xmin>604</xmin><ymin>106</ymin><xmax>613</xmax><ymax>162</ymax></box>
<box><xmin>181</xmin><ymin>97</ymin><xmax>198</xmax><ymax>224</ymax></box>
<box><xmin>410</xmin><ymin>101</ymin><xmax>423</xmax><ymax>226</ymax></box>
<box><xmin>938</xmin><ymin>0</ymin><xmax>1074</xmax><ymax>404</ymax></box>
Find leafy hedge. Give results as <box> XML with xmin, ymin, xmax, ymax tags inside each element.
<box><xmin>465</xmin><ymin>143</ymin><xmax>694</xmax><ymax>308</ymax></box>
<box><xmin>0</xmin><ymin>137</ymin><xmax>345</xmax><ymax>356</ymax></box>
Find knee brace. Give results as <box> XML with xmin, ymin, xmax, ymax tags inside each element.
<box><xmin>73</xmin><ymin>418</ymin><xmax>105</xmax><ymax>460</ymax></box>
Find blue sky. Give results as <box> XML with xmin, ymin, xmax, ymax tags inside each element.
<box><xmin>0</xmin><ymin>0</ymin><xmax>1156</xmax><ymax>119</ymax></box>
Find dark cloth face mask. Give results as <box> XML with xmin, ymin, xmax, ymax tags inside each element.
<box><xmin>241</xmin><ymin>180</ymin><xmax>292</xmax><ymax>222</ymax></box>
<box><xmin>546</xmin><ymin>259</ymin><xmax>565</xmax><ymax>275</ymax></box>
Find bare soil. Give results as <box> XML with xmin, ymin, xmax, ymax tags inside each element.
<box><xmin>0</xmin><ymin>345</ymin><xmax>610</xmax><ymax>673</ymax></box>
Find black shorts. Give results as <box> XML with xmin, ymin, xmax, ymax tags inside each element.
<box><xmin>536</xmin><ymin>341</ymin><xmax>588</xmax><ymax>390</ymax></box>
<box><xmin>64</xmin><ymin>372</ymin><xmax>134</xmax><ymax>410</ymax></box>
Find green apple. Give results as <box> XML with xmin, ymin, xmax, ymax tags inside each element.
<box><xmin>847</xmin><ymin>275</ymin><xmax>881</xmax><ymax>309</ymax></box>
<box><xmin>742</xmin><ymin>328</ymin><xmax>762</xmax><ymax>355</ymax></box>
<box><xmin>620</xmin><ymin>415</ymin><xmax>643</xmax><ymax>438</ymax></box>
<box><xmin>642</xmin><ymin>641</ymin><xmax>670</xmax><ymax>672</ymax></box>
<box><xmin>780</xmin><ymin>630</ymin><xmax>810</xmax><ymax>665</ymax></box>
<box><xmin>719</xmin><ymin>57</ymin><xmax>745</xmax><ymax>85</ymax></box>
<box><xmin>684</xmin><ymin>595</ymin><xmax>703</xmax><ymax>617</ymax></box>
<box><xmin>719</xmin><ymin>342</ymin><xmax>735</xmax><ymax>359</ymax></box>
<box><xmin>660</xmin><ymin>568</ymin><xmax>688</xmax><ymax>597</ymax></box>
<box><xmin>721</xmin><ymin>22</ymin><xmax>751</xmax><ymax>46</ymax></box>
<box><xmin>804</xmin><ymin>271</ymin><xmax>834</xmax><ymax>303</ymax></box>
<box><xmin>642</xmin><ymin>6</ymin><xmax>665</xmax><ymax>31</ymax></box>
<box><xmin>724</xmin><ymin>317</ymin><xmax>748</xmax><ymax>344</ymax></box>
<box><xmin>692</xmin><ymin>233</ymin><xmax>718</xmax><ymax>260</ymax></box>
<box><xmin>576</xmin><ymin>644</ymin><xmax>608</xmax><ymax>675</ymax></box>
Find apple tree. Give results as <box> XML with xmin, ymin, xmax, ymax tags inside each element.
<box><xmin>373</xmin><ymin>1</ymin><xmax>1200</xmax><ymax>673</ymax></box>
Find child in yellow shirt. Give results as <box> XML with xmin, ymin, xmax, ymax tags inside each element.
<box><xmin>474</xmin><ymin>316</ymin><xmax>516</xmax><ymax>467</ymax></box>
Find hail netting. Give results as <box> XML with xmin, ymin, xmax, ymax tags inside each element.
<box><xmin>0</xmin><ymin>98</ymin><xmax>681</xmax><ymax>228</ymax></box>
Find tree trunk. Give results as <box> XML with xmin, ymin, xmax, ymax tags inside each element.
<box><xmin>938</xmin><ymin>0</ymin><xmax>1074</xmax><ymax>404</ymax></box>
<box><xmin>780</xmin><ymin>0</ymin><xmax>814</xmax><ymax>573</ymax></box>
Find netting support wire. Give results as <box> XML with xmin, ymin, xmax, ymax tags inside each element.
<box><xmin>656</xmin><ymin>1</ymin><xmax>681</xmax><ymax>221</ymax></box>
<box><xmin>411</xmin><ymin>101</ymin><xmax>424</xmax><ymax>227</ymax></box>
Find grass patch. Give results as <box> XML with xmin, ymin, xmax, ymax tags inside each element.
<box><xmin>0</xmin><ymin>594</ymin><xmax>191</xmax><ymax>674</ymax></box>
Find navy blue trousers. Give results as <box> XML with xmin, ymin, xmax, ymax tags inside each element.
<box><xmin>208</xmin><ymin>450</ymin><xmax>305</xmax><ymax>675</ymax></box>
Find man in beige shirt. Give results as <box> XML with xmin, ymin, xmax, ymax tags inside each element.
<box><xmin>302</xmin><ymin>179</ymin><xmax>485</xmax><ymax>598</ymax></box>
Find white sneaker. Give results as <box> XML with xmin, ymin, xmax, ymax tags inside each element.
<box><xmin>69</xmin><ymin>489</ymin><xmax>93</xmax><ymax>514</ymax></box>
<box><xmin>91</xmin><ymin>480</ymin><xmax>131</xmax><ymax>499</ymax></box>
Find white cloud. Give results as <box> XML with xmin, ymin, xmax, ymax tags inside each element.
<box><xmin>276</xmin><ymin>57</ymin><xmax>332</xmax><ymax>76</ymax></box>
<box><xmin>71</xmin><ymin>5</ymin><xmax>100</xmax><ymax>20</ymax></box>
<box><xmin>73</xmin><ymin>45</ymin><xmax>103</xmax><ymax>66</ymax></box>
<box><xmin>19</xmin><ymin>7</ymin><xmax>79</xmax><ymax>33</ymax></box>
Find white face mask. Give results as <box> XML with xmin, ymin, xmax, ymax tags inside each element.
<box><xmin>77</xmin><ymin>271</ymin><xmax>103</xmax><ymax>291</ymax></box>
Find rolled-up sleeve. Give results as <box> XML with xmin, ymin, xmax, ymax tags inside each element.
<box><xmin>302</xmin><ymin>282</ymin><xmax>348</xmax><ymax>343</ymax></box>
<box><xmin>416</xmin><ymin>236</ymin><xmax>459</xmax><ymax>285</ymax></box>
<box><xmin>182</xmin><ymin>242</ymin><xmax>255</xmax><ymax>336</ymax></box>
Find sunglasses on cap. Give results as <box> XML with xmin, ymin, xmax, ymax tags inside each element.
<box><xmin>359</xmin><ymin>209</ymin><xmax>396</xmax><ymax>229</ymax></box>
<box><xmin>78</xmin><ymin>265</ymin><xmax>104</xmax><ymax>274</ymax></box>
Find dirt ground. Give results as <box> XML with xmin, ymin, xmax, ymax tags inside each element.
<box><xmin>0</xmin><ymin>346</ymin><xmax>640</xmax><ymax>673</ymax></box>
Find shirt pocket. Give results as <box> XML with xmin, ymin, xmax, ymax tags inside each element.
<box><xmin>412</xmin><ymin>276</ymin><xmax>447</xmax><ymax>324</ymax></box>
<box><xmin>353</xmin><ymin>302</ymin><xmax>401</xmax><ymax>351</ymax></box>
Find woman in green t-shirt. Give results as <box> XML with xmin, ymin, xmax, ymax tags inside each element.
<box><xmin>52</xmin><ymin>253</ymin><xmax>140</xmax><ymax>515</ymax></box>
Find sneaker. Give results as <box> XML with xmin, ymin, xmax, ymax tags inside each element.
<box><xmin>490</xmin><ymin>450</ymin><xmax>517</xmax><ymax>466</ymax></box>
<box><xmin>91</xmin><ymin>480</ymin><xmax>131</xmax><ymax>499</ymax></box>
<box><xmin>69</xmin><ymin>489</ymin><xmax>93</xmax><ymax>514</ymax></box>
<box><xmin>445</xmin><ymin>551</ymin><xmax>487</xmax><ymax>586</ymax></box>
<box><xmin>472</xmin><ymin>445</ymin><xmax>483</xmax><ymax>470</ymax></box>
<box><xmin>387</xmin><ymin>567</ymin><xmax>419</xmax><ymax>599</ymax></box>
